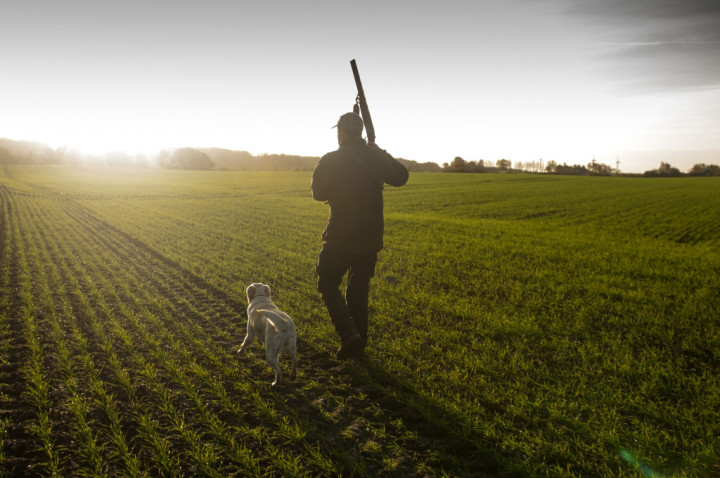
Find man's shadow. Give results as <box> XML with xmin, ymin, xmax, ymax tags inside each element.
<box><xmin>257</xmin><ymin>339</ymin><xmax>510</xmax><ymax>477</ymax></box>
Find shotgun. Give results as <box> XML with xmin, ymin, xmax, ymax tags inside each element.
<box><xmin>350</xmin><ymin>59</ymin><xmax>376</xmax><ymax>144</ymax></box>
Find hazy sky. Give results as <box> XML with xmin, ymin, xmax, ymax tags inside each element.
<box><xmin>2</xmin><ymin>0</ymin><xmax>719</xmax><ymax>172</ymax></box>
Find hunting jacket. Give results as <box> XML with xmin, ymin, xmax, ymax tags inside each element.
<box><xmin>311</xmin><ymin>137</ymin><xmax>409</xmax><ymax>254</ymax></box>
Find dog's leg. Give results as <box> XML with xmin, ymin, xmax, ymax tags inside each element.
<box><xmin>237</xmin><ymin>326</ymin><xmax>255</xmax><ymax>353</ymax></box>
<box><xmin>266</xmin><ymin>346</ymin><xmax>282</xmax><ymax>387</ymax></box>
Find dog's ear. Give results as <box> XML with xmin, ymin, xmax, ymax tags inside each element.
<box><xmin>263</xmin><ymin>284</ymin><xmax>271</xmax><ymax>299</ymax></box>
<box><xmin>246</xmin><ymin>284</ymin><xmax>256</xmax><ymax>301</ymax></box>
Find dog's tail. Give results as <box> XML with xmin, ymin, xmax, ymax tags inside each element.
<box><xmin>261</xmin><ymin>309</ymin><xmax>295</xmax><ymax>333</ymax></box>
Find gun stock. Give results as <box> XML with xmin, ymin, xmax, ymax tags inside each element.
<box><xmin>350</xmin><ymin>59</ymin><xmax>376</xmax><ymax>144</ymax></box>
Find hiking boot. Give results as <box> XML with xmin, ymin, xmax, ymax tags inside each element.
<box><xmin>336</xmin><ymin>333</ymin><xmax>363</xmax><ymax>360</ymax></box>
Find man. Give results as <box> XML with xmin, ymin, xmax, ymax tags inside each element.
<box><xmin>311</xmin><ymin>112</ymin><xmax>409</xmax><ymax>359</ymax></box>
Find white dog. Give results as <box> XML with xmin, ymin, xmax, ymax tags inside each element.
<box><xmin>237</xmin><ymin>283</ymin><xmax>297</xmax><ymax>387</ymax></box>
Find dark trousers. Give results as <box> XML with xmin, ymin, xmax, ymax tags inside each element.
<box><xmin>316</xmin><ymin>249</ymin><xmax>377</xmax><ymax>342</ymax></box>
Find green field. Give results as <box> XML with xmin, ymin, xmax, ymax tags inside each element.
<box><xmin>1</xmin><ymin>165</ymin><xmax>718</xmax><ymax>477</ymax></box>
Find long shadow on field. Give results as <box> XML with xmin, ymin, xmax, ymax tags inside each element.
<box><xmin>59</xmin><ymin>199</ymin><xmax>248</xmax><ymax>320</ymax></box>
<box><xmin>264</xmin><ymin>343</ymin><xmax>508</xmax><ymax>477</ymax></box>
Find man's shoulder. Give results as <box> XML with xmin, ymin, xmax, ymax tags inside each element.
<box><xmin>314</xmin><ymin>150</ymin><xmax>346</xmax><ymax>177</ymax></box>
<box><xmin>320</xmin><ymin>149</ymin><xmax>345</xmax><ymax>162</ymax></box>
<box><xmin>318</xmin><ymin>143</ymin><xmax>393</xmax><ymax>166</ymax></box>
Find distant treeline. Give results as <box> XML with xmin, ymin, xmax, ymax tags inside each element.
<box><xmin>163</xmin><ymin>148</ymin><xmax>443</xmax><ymax>173</ymax></box>
<box><xmin>2</xmin><ymin>137</ymin><xmax>718</xmax><ymax>176</ymax></box>
<box><xmin>443</xmin><ymin>156</ymin><xmax>720</xmax><ymax>177</ymax></box>
<box><xmin>0</xmin><ymin>138</ymin><xmax>61</xmax><ymax>164</ymax></box>
<box><xmin>0</xmin><ymin>138</ymin><xmax>440</xmax><ymax>173</ymax></box>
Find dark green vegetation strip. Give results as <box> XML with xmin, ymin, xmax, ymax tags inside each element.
<box><xmin>1</xmin><ymin>166</ymin><xmax>718</xmax><ymax>477</ymax></box>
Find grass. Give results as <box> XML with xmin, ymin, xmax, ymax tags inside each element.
<box><xmin>0</xmin><ymin>164</ymin><xmax>718</xmax><ymax>476</ymax></box>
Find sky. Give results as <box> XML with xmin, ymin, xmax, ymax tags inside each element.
<box><xmin>2</xmin><ymin>0</ymin><xmax>719</xmax><ymax>173</ymax></box>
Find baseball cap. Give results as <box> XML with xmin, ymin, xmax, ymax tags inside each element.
<box><xmin>332</xmin><ymin>112</ymin><xmax>364</xmax><ymax>134</ymax></box>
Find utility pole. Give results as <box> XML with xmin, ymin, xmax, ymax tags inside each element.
<box><xmin>616</xmin><ymin>155</ymin><xmax>620</xmax><ymax>175</ymax></box>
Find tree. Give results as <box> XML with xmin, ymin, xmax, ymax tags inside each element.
<box><xmin>597</xmin><ymin>163</ymin><xmax>614</xmax><ymax>175</ymax></box>
<box><xmin>466</xmin><ymin>160</ymin><xmax>485</xmax><ymax>172</ymax></box>
<box><xmin>588</xmin><ymin>160</ymin><xmax>613</xmax><ymax>176</ymax></box>
<box><xmin>496</xmin><ymin>159</ymin><xmax>511</xmax><ymax>170</ymax></box>
<box><xmin>168</xmin><ymin>148</ymin><xmax>215</xmax><ymax>170</ymax></box>
<box><xmin>658</xmin><ymin>162</ymin><xmax>681</xmax><ymax>177</ymax></box>
<box><xmin>555</xmin><ymin>163</ymin><xmax>588</xmax><ymax>175</ymax></box>
<box><xmin>645</xmin><ymin>162</ymin><xmax>681</xmax><ymax>177</ymax></box>
<box><xmin>545</xmin><ymin>160</ymin><xmax>557</xmax><ymax>173</ymax></box>
<box><xmin>449</xmin><ymin>156</ymin><xmax>468</xmax><ymax>172</ymax></box>
<box><xmin>395</xmin><ymin>158</ymin><xmax>442</xmax><ymax>172</ymax></box>
<box><xmin>688</xmin><ymin>163</ymin><xmax>720</xmax><ymax>176</ymax></box>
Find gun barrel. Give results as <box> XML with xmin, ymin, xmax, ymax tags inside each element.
<box><xmin>350</xmin><ymin>59</ymin><xmax>376</xmax><ymax>143</ymax></box>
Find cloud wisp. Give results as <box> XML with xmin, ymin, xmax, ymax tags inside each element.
<box><xmin>567</xmin><ymin>0</ymin><xmax>720</xmax><ymax>92</ymax></box>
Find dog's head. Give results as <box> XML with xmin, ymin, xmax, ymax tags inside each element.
<box><xmin>246</xmin><ymin>283</ymin><xmax>271</xmax><ymax>303</ymax></box>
